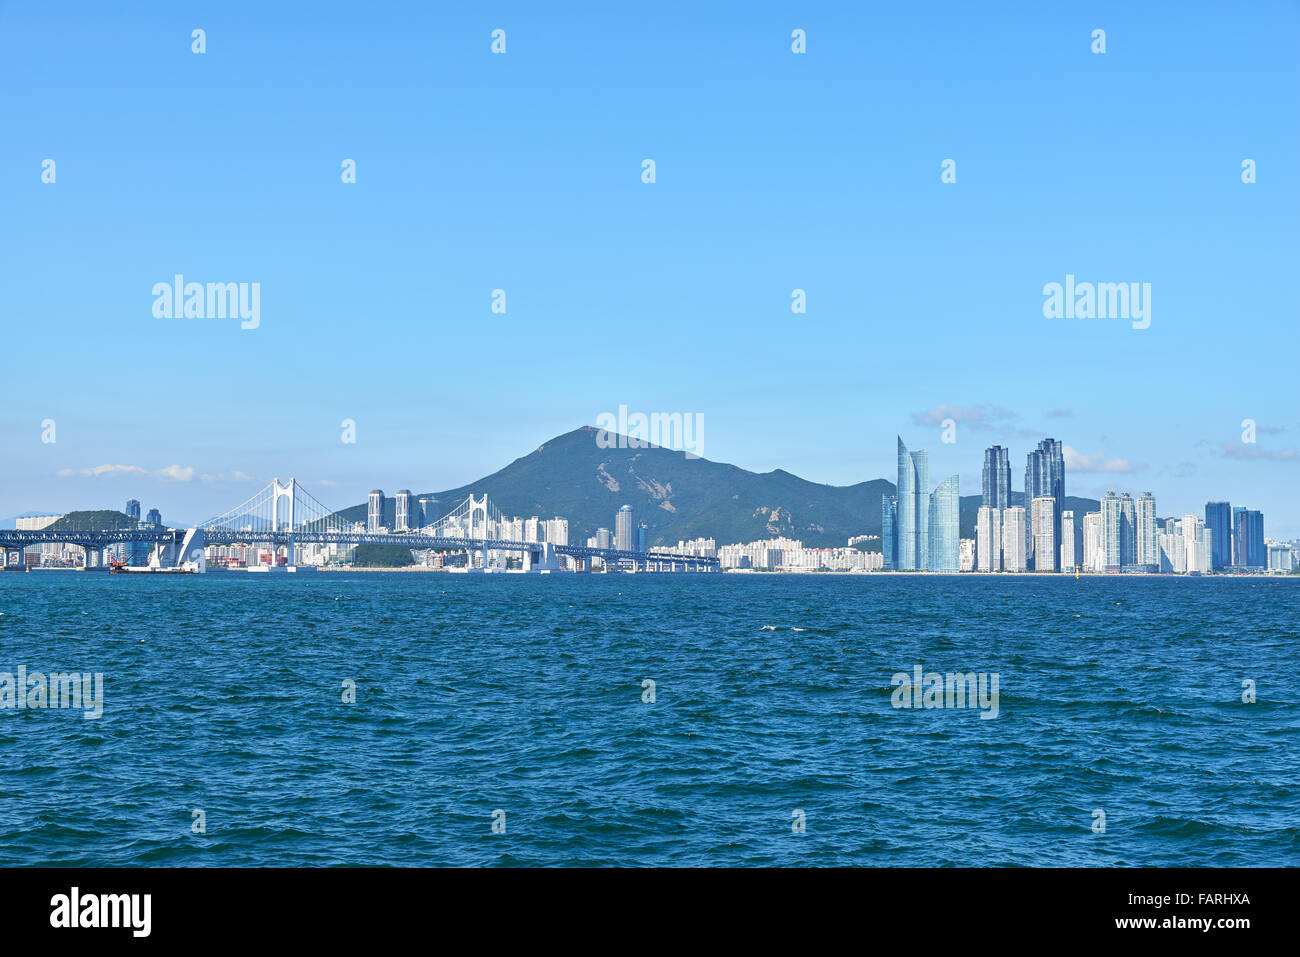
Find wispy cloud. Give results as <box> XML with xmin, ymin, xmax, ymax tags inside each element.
<box><xmin>1218</xmin><ymin>443</ymin><xmax>1299</xmax><ymax>462</ymax></box>
<box><xmin>1063</xmin><ymin>445</ymin><xmax>1147</xmax><ymax>474</ymax></box>
<box><xmin>1044</xmin><ymin>408</ymin><xmax>1074</xmax><ymax>419</ymax></box>
<box><xmin>911</xmin><ymin>403</ymin><xmax>1016</xmax><ymax>431</ymax></box>
<box><xmin>58</xmin><ymin>463</ymin><xmax>197</xmax><ymax>482</ymax></box>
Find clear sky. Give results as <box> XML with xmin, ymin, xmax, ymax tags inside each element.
<box><xmin>2</xmin><ymin>1</ymin><xmax>1297</xmax><ymax>534</ymax></box>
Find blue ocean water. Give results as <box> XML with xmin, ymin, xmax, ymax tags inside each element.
<box><xmin>0</xmin><ymin>572</ymin><xmax>1296</xmax><ymax>867</ymax></box>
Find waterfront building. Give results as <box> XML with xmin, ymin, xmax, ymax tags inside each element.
<box><xmin>417</xmin><ymin>496</ymin><xmax>438</xmax><ymax>528</ymax></box>
<box><xmin>367</xmin><ymin>490</ymin><xmax>385</xmax><ymax>532</ymax></box>
<box><xmin>1060</xmin><ymin>510</ymin><xmax>1076</xmax><ymax>571</ymax></box>
<box><xmin>976</xmin><ymin>506</ymin><xmax>1003</xmax><ymax>572</ymax></box>
<box><xmin>1083</xmin><ymin>511</ymin><xmax>1103</xmax><ymax>572</ymax></box>
<box><xmin>1267</xmin><ymin>542</ymin><xmax>1294</xmax><ymax>572</ymax></box>
<box><xmin>1205</xmin><ymin>501</ymin><xmax>1232</xmax><ymax>570</ymax></box>
<box><xmin>1031</xmin><ymin>496</ymin><xmax>1057</xmax><ymax>572</ymax></box>
<box><xmin>1136</xmin><ymin>492</ymin><xmax>1158</xmax><ymax>568</ymax></box>
<box><xmin>1234</xmin><ymin>509</ymin><xmax>1265</xmax><ymax>568</ymax></box>
<box><xmin>1024</xmin><ymin>439</ymin><xmax>1065</xmax><ymax>570</ymax></box>
<box><xmin>547</xmin><ymin>518</ymin><xmax>570</xmax><ymax>547</ymax></box>
<box><xmin>896</xmin><ymin>437</ymin><xmax>930</xmax><ymax>570</ymax></box>
<box><xmin>959</xmin><ymin>538</ymin><xmax>976</xmax><ymax>572</ymax></box>
<box><xmin>982</xmin><ymin>446</ymin><xmax>1012</xmax><ymax>510</ymax></box>
<box><xmin>928</xmin><ymin>475</ymin><xmax>960</xmax><ymax>573</ymax></box>
<box><xmin>615</xmin><ymin>505</ymin><xmax>635</xmax><ymax>552</ymax></box>
<box><xmin>1001</xmin><ymin>506</ymin><xmax>1027</xmax><ymax>571</ymax></box>
<box><xmin>395</xmin><ymin>490</ymin><xmax>413</xmax><ymax>532</ymax></box>
<box><xmin>881</xmin><ymin>495</ymin><xmax>898</xmax><ymax>570</ymax></box>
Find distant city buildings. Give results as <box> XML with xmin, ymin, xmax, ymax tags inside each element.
<box><xmin>928</xmin><ymin>475</ymin><xmax>960</xmax><ymax>573</ymax></box>
<box><xmin>615</xmin><ymin>505</ymin><xmax>635</xmax><ymax>552</ymax></box>
<box><xmin>394</xmin><ymin>490</ymin><xmax>413</xmax><ymax>532</ymax></box>
<box><xmin>367</xmin><ymin>490</ymin><xmax>385</xmax><ymax>532</ymax></box>
<box><xmin>1024</xmin><ymin>439</ymin><xmax>1064</xmax><ymax>570</ymax></box>
<box><xmin>145</xmin><ymin>507</ymin><xmax>161</xmax><ymax>525</ymax></box>
<box><xmin>982</xmin><ymin>446</ymin><xmax>1012</xmax><ymax>510</ymax></box>
<box><xmin>125</xmin><ymin>499</ymin><xmax>141</xmax><ymax>521</ymax></box>
<box><xmin>896</xmin><ymin>437</ymin><xmax>930</xmax><ymax>570</ymax></box>
<box><xmin>1205</xmin><ymin>501</ymin><xmax>1232</xmax><ymax>570</ymax></box>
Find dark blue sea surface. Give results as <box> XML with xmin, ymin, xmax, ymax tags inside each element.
<box><xmin>0</xmin><ymin>572</ymin><xmax>1296</xmax><ymax>866</ymax></box>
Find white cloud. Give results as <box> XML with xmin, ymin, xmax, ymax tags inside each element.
<box><xmin>911</xmin><ymin>403</ymin><xmax>1016</xmax><ymax>431</ymax></box>
<box><xmin>1063</xmin><ymin>445</ymin><xmax>1147</xmax><ymax>474</ymax></box>
<box><xmin>1219</xmin><ymin>443</ymin><xmax>1298</xmax><ymax>463</ymax></box>
<box><xmin>59</xmin><ymin>463</ymin><xmax>197</xmax><ymax>482</ymax></box>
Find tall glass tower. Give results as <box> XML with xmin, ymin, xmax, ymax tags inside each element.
<box><xmin>615</xmin><ymin>505</ymin><xmax>635</xmax><ymax>552</ymax></box>
<box><xmin>1205</xmin><ymin>501</ymin><xmax>1232</xmax><ymax>570</ymax></box>
<box><xmin>1024</xmin><ymin>439</ymin><xmax>1065</xmax><ymax>570</ymax></box>
<box><xmin>928</xmin><ymin>476</ymin><xmax>960</xmax><ymax>572</ymax></box>
<box><xmin>881</xmin><ymin>495</ymin><xmax>898</xmax><ymax>570</ymax></box>
<box><xmin>982</xmin><ymin>446</ymin><xmax>1011</xmax><ymax>510</ymax></box>
<box><xmin>896</xmin><ymin>437</ymin><xmax>929</xmax><ymax>570</ymax></box>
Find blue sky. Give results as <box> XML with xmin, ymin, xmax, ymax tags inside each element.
<box><xmin>2</xmin><ymin>1</ymin><xmax>1297</xmax><ymax>534</ymax></box>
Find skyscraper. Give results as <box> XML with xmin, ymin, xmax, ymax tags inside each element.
<box><xmin>1083</xmin><ymin>511</ymin><xmax>1103</xmax><ymax>572</ymax></box>
<box><xmin>368</xmin><ymin>490</ymin><xmax>385</xmax><ymax>532</ymax></box>
<box><xmin>1101</xmin><ymin>491</ymin><xmax>1127</xmax><ymax>571</ymax></box>
<box><xmin>1235</xmin><ymin>509</ymin><xmax>1265</xmax><ymax>568</ymax></box>
<box><xmin>1136</xmin><ymin>492</ymin><xmax>1158</xmax><ymax>568</ymax></box>
<box><xmin>896</xmin><ymin>437</ymin><xmax>929</xmax><ymax>571</ymax></box>
<box><xmin>881</xmin><ymin>495</ymin><xmax>898</xmax><ymax>570</ymax></box>
<box><xmin>395</xmin><ymin>490</ymin><xmax>413</xmax><ymax>532</ymax></box>
<box><xmin>928</xmin><ymin>476</ymin><xmax>960</xmax><ymax>573</ymax></box>
<box><xmin>1060</xmin><ymin>510</ymin><xmax>1076</xmax><ymax>571</ymax></box>
<box><xmin>125</xmin><ymin>499</ymin><xmax>141</xmax><ymax>521</ymax></box>
<box><xmin>145</xmin><ymin>507</ymin><xmax>161</xmax><ymax>526</ymax></box>
<box><xmin>1024</xmin><ymin>439</ymin><xmax>1065</xmax><ymax>570</ymax></box>
<box><xmin>1205</xmin><ymin>501</ymin><xmax>1232</xmax><ymax>570</ymax></box>
<box><xmin>982</xmin><ymin>446</ymin><xmax>1012</xmax><ymax>510</ymax></box>
<box><xmin>1031</xmin><ymin>496</ymin><xmax>1057</xmax><ymax>571</ymax></box>
<box><xmin>615</xmin><ymin>505</ymin><xmax>635</xmax><ymax>552</ymax></box>
<box><xmin>418</xmin><ymin>496</ymin><xmax>438</xmax><ymax>529</ymax></box>
<box><xmin>1001</xmin><ymin>507</ymin><xmax>1027</xmax><ymax>571</ymax></box>
<box><xmin>976</xmin><ymin>505</ymin><xmax>1002</xmax><ymax>571</ymax></box>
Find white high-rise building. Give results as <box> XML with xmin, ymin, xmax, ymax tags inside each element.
<box><xmin>976</xmin><ymin>506</ymin><xmax>1002</xmax><ymax>572</ymax></box>
<box><xmin>545</xmin><ymin>518</ymin><xmax>569</xmax><ymax>547</ymax></box>
<box><xmin>1083</xmin><ymin>511</ymin><xmax>1103</xmax><ymax>572</ymax></box>
<box><xmin>959</xmin><ymin>538</ymin><xmax>976</xmax><ymax>572</ymax></box>
<box><xmin>1060</xmin><ymin>510</ymin><xmax>1076</xmax><ymax>571</ymax></box>
<box><xmin>1002</xmin><ymin>507</ymin><xmax>1027</xmax><ymax>572</ymax></box>
<box><xmin>367</xmin><ymin>490</ymin><xmax>385</xmax><ymax>532</ymax></box>
<box><xmin>1136</xmin><ymin>492</ymin><xmax>1158</xmax><ymax>567</ymax></box>
<box><xmin>394</xmin><ymin>490</ymin><xmax>413</xmax><ymax>532</ymax></box>
<box><xmin>1031</xmin><ymin>496</ymin><xmax>1057</xmax><ymax>572</ymax></box>
<box><xmin>1180</xmin><ymin>515</ymin><xmax>1211</xmax><ymax>574</ymax></box>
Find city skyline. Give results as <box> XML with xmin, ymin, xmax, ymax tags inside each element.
<box><xmin>2</xmin><ymin>3</ymin><xmax>1297</xmax><ymax>536</ymax></box>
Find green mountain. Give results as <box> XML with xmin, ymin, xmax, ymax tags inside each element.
<box><xmin>337</xmin><ymin>426</ymin><xmax>892</xmax><ymax>547</ymax></box>
<box><xmin>47</xmin><ymin>510</ymin><xmax>140</xmax><ymax>531</ymax></box>
<box><xmin>335</xmin><ymin>427</ymin><xmax>1100</xmax><ymax>548</ymax></box>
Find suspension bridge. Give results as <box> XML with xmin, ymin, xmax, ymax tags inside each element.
<box><xmin>0</xmin><ymin>477</ymin><xmax>718</xmax><ymax>573</ymax></box>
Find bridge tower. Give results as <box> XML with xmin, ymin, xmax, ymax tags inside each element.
<box><xmin>271</xmin><ymin>477</ymin><xmax>296</xmax><ymax>566</ymax></box>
